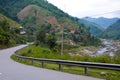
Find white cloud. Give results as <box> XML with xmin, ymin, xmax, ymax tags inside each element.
<box><xmin>47</xmin><ymin>0</ymin><xmax>120</xmax><ymax>18</ymax></box>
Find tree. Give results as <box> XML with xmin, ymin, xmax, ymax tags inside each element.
<box><xmin>0</xmin><ymin>19</ymin><xmax>9</xmax><ymax>31</ymax></box>
<box><xmin>36</xmin><ymin>29</ymin><xmax>46</xmax><ymax>44</ymax></box>
<box><xmin>0</xmin><ymin>20</ymin><xmax>11</xmax><ymax>46</ymax></box>
<box><xmin>45</xmin><ymin>34</ymin><xmax>56</xmax><ymax>49</ymax></box>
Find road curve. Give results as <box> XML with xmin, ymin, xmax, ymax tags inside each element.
<box><xmin>0</xmin><ymin>45</ymin><xmax>104</xmax><ymax>80</ymax></box>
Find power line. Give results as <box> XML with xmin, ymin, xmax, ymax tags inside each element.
<box><xmin>89</xmin><ymin>10</ymin><xmax>120</xmax><ymax>17</ymax></box>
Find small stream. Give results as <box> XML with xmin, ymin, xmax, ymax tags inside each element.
<box><xmin>95</xmin><ymin>39</ymin><xmax>120</xmax><ymax>56</ymax></box>
<box><xmin>97</xmin><ymin>48</ymin><xmax>107</xmax><ymax>55</ymax></box>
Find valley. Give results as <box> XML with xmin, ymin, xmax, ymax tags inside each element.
<box><xmin>0</xmin><ymin>0</ymin><xmax>120</xmax><ymax>80</ymax></box>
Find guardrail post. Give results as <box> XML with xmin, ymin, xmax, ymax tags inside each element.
<box><xmin>59</xmin><ymin>64</ymin><xmax>62</xmax><ymax>71</ymax></box>
<box><xmin>24</xmin><ymin>58</ymin><xmax>27</xmax><ymax>63</ymax></box>
<box><xmin>20</xmin><ymin>58</ymin><xmax>22</xmax><ymax>62</ymax></box>
<box><xmin>31</xmin><ymin>59</ymin><xmax>34</xmax><ymax>65</ymax></box>
<box><xmin>41</xmin><ymin>61</ymin><xmax>44</xmax><ymax>68</ymax></box>
<box><xmin>17</xmin><ymin>57</ymin><xmax>19</xmax><ymax>61</ymax></box>
<box><xmin>84</xmin><ymin>66</ymin><xmax>88</xmax><ymax>75</ymax></box>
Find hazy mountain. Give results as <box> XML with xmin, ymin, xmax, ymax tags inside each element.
<box><xmin>83</xmin><ymin>17</ymin><xmax>119</xmax><ymax>29</ymax></box>
<box><xmin>78</xmin><ymin>19</ymin><xmax>104</xmax><ymax>36</ymax></box>
<box><xmin>100</xmin><ymin>19</ymin><xmax>120</xmax><ymax>40</ymax></box>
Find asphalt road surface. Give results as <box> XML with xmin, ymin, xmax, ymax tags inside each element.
<box><xmin>0</xmin><ymin>45</ymin><xmax>104</xmax><ymax>80</ymax></box>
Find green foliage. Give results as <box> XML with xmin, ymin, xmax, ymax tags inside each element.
<box><xmin>78</xmin><ymin>19</ymin><xmax>104</xmax><ymax>36</ymax></box>
<box><xmin>36</xmin><ymin>29</ymin><xmax>56</xmax><ymax>49</ymax></box>
<box><xmin>0</xmin><ymin>20</ymin><xmax>14</xmax><ymax>46</ymax></box>
<box><xmin>100</xmin><ymin>19</ymin><xmax>120</xmax><ymax>40</ymax></box>
<box><xmin>0</xmin><ymin>13</ymin><xmax>21</xmax><ymax>27</ymax></box>
<box><xmin>0</xmin><ymin>17</ymin><xmax>34</xmax><ymax>48</ymax></box>
<box><xmin>36</xmin><ymin>29</ymin><xmax>46</xmax><ymax>44</ymax></box>
<box><xmin>85</xmin><ymin>36</ymin><xmax>101</xmax><ymax>46</ymax></box>
<box><xmin>18</xmin><ymin>45</ymin><xmax>120</xmax><ymax>64</ymax></box>
<box><xmin>40</xmin><ymin>23</ymin><xmax>51</xmax><ymax>33</ymax></box>
<box><xmin>0</xmin><ymin>19</ymin><xmax>9</xmax><ymax>31</ymax></box>
<box><xmin>45</xmin><ymin>34</ymin><xmax>56</xmax><ymax>49</ymax></box>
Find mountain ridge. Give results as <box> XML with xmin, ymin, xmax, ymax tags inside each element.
<box><xmin>83</xmin><ymin>17</ymin><xmax>119</xmax><ymax>29</ymax></box>
<box><xmin>78</xmin><ymin>19</ymin><xmax>104</xmax><ymax>36</ymax></box>
<box><xmin>100</xmin><ymin>19</ymin><xmax>120</xmax><ymax>40</ymax></box>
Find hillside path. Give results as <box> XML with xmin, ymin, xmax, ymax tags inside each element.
<box><xmin>0</xmin><ymin>45</ymin><xmax>104</xmax><ymax>80</ymax></box>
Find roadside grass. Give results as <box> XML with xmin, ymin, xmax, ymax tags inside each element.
<box><xmin>17</xmin><ymin>45</ymin><xmax>120</xmax><ymax>64</ymax></box>
<box><xmin>11</xmin><ymin>45</ymin><xmax>120</xmax><ymax>80</ymax></box>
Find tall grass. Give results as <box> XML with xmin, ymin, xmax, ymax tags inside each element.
<box><xmin>17</xmin><ymin>45</ymin><xmax>120</xmax><ymax>64</ymax></box>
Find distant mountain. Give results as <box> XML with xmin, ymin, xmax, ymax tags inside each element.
<box><xmin>100</xmin><ymin>19</ymin><xmax>120</xmax><ymax>40</ymax></box>
<box><xmin>78</xmin><ymin>19</ymin><xmax>104</xmax><ymax>36</ymax></box>
<box><xmin>83</xmin><ymin>17</ymin><xmax>119</xmax><ymax>29</ymax></box>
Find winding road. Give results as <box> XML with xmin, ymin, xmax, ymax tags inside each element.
<box><xmin>0</xmin><ymin>45</ymin><xmax>104</xmax><ymax>80</ymax></box>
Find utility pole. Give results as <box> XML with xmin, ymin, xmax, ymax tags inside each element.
<box><xmin>61</xmin><ymin>25</ymin><xmax>64</xmax><ymax>55</ymax></box>
<box><xmin>60</xmin><ymin>4</ymin><xmax>66</xmax><ymax>55</ymax></box>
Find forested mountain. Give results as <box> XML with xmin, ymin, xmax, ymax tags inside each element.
<box><xmin>78</xmin><ymin>19</ymin><xmax>104</xmax><ymax>36</ymax></box>
<box><xmin>83</xmin><ymin>17</ymin><xmax>119</xmax><ymax>29</ymax></box>
<box><xmin>0</xmin><ymin>0</ymin><xmax>101</xmax><ymax>46</ymax></box>
<box><xmin>0</xmin><ymin>0</ymin><xmax>71</xmax><ymax>21</ymax></box>
<box><xmin>100</xmin><ymin>19</ymin><xmax>120</xmax><ymax>40</ymax></box>
<box><xmin>17</xmin><ymin>4</ymin><xmax>81</xmax><ymax>33</ymax></box>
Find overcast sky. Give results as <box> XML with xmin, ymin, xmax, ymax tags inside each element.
<box><xmin>47</xmin><ymin>0</ymin><xmax>120</xmax><ymax>18</ymax></box>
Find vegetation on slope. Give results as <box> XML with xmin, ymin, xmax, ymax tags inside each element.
<box><xmin>78</xmin><ymin>19</ymin><xmax>104</xmax><ymax>36</ymax></box>
<box><xmin>0</xmin><ymin>0</ymin><xmax>101</xmax><ymax>46</ymax></box>
<box><xmin>0</xmin><ymin>13</ymin><xmax>34</xmax><ymax>48</ymax></box>
<box><xmin>100</xmin><ymin>19</ymin><xmax>120</xmax><ymax>40</ymax></box>
<box><xmin>0</xmin><ymin>13</ymin><xmax>20</xmax><ymax>28</ymax></box>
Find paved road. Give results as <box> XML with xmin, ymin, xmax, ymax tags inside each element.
<box><xmin>0</xmin><ymin>45</ymin><xmax>104</xmax><ymax>80</ymax></box>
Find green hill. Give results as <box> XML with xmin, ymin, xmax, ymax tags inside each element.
<box><xmin>100</xmin><ymin>19</ymin><xmax>120</xmax><ymax>40</ymax></box>
<box><xmin>0</xmin><ymin>0</ymin><xmax>101</xmax><ymax>46</ymax></box>
<box><xmin>17</xmin><ymin>5</ymin><xmax>87</xmax><ymax>33</ymax></box>
<box><xmin>78</xmin><ymin>19</ymin><xmax>104</xmax><ymax>36</ymax></box>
